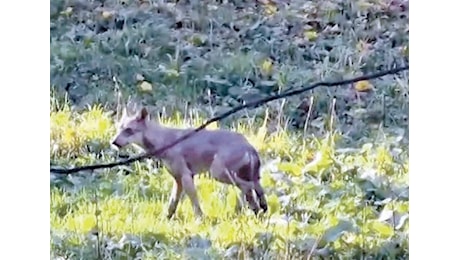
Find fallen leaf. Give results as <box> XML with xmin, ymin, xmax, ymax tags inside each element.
<box><xmin>304</xmin><ymin>30</ymin><xmax>318</xmax><ymax>41</ymax></box>
<box><xmin>139</xmin><ymin>81</ymin><xmax>153</xmax><ymax>92</ymax></box>
<box><xmin>102</xmin><ymin>11</ymin><xmax>113</xmax><ymax>19</ymax></box>
<box><xmin>354</xmin><ymin>80</ymin><xmax>373</xmax><ymax>92</ymax></box>
<box><xmin>264</xmin><ymin>3</ymin><xmax>278</xmax><ymax>15</ymax></box>
<box><xmin>260</xmin><ymin>59</ymin><xmax>273</xmax><ymax>75</ymax></box>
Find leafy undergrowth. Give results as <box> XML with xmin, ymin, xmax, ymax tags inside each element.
<box><xmin>51</xmin><ymin>0</ymin><xmax>409</xmax><ymax>137</ymax></box>
<box><xmin>50</xmin><ymin>105</ymin><xmax>409</xmax><ymax>259</ymax></box>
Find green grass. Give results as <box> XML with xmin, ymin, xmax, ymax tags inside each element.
<box><xmin>50</xmin><ymin>104</ymin><xmax>409</xmax><ymax>259</ymax></box>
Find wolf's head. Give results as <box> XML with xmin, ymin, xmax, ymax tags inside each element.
<box><xmin>111</xmin><ymin>107</ymin><xmax>151</xmax><ymax>149</ymax></box>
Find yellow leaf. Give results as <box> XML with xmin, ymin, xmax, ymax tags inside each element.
<box><xmin>354</xmin><ymin>80</ymin><xmax>373</xmax><ymax>92</ymax></box>
<box><xmin>278</xmin><ymin>162</ymin><xmax>302</xmax><ymax>177</ymax></box>
<box><xmin>260</xmin><ymin>59</ymin><xmax>273</xmax><ymax>75</ymax></box>
<box><xmin>267</xmin><ymin>194</ymin><xmax>280</xmax><ymax>214</ymax></box>
<box><xmin>264</xmin><ymin>3</ymin><xmax>278</xmax><ymax>15</ymax></box>
<box><xmin>190</xmin><ymin>34</ymin><xmax>205</xmax><ymax>46</ymax></box>
<box><xmin>139</xmin><ymin>81</ymin><xmax>153</xmax><ymax>92</ymax></box>
<box><xmin>304</xmin><ymin>30</ymin><xmax>318</xmax><ymax>41</ymax></box>
<box><xmin>370</xmin><ymin>221</ymin><xmax>394</xmax><ymax>238</ymax></box>
<box><xmin>102</xmin><ymin>11</ymin><xmax>113</xmax><ymax>19</ymax></box>
<box><xmin>80</xmin><ymin>215</ymin><xmax>97</xmax><ymax>232</ymax></box>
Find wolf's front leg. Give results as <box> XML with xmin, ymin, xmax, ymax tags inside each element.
<box><xmin>167</xmin><ymin>177</ymin><xmax>183</xmax><ymax>219</ymax></box>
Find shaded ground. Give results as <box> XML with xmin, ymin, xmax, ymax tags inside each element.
<box><xmin>51</xmin><ymin>0</ymin><xmax>409</xmax><ymax>141</ymax></box>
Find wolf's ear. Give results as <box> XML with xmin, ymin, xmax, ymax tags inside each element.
<box><xmin>138</xmin><ymin>107</ymin><xmax>149</xmax><ymax>120</ymax></box>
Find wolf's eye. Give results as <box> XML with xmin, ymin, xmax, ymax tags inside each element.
<box><xmin>124</xmin><ymin>128</ymin><xmax>134</xmax><ymax>135</ymax></box>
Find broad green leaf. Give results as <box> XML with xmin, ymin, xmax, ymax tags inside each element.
<box><xmin>228</xmin><ymin>86</ymin><xmax>244</xmax><ymax>97</ymax></box>
<box><xmin>278</xmin><ymin>162</ymin><xmax>303</xmax><ymax>176</ymax></box>
<box><xmin>259</xmin><ymin>80</ymin><xmax>277</xmax><ymax>87</ymax></box>
<box><xmin>184</xmin><ymin>248</ymin><xmax>210</xmax><ymax>260</ymax></box>
<box><xmin>370</xmin><ymin>221</ymin><xmax>394</xmax><ymax>238</ymax></box>
<box><xmin>186</xmin><ymin>235</ymin><xmax>212</xmax><ymax>249</ymax></box>
<box><xmin>322</xmin><ymin>219</ymin><xmax>355</xmax><ymax>243</ymax></box>
<box><xmin>303</xmin><ymin>151</ymin><xmax>333</xmax><ymax>173</ymax></box>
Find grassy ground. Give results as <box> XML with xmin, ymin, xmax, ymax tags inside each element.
<box><xmin>50</xmin><ymin>102</ymin><xmax>408</xmax><ymax>259</ymax></box>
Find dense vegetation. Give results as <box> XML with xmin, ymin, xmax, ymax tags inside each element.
<box><xmin>50</xmin><ymin>0</ymin><xmax>409</xmax><ymax>259</ymax></box>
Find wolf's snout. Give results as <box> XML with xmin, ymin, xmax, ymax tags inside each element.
<box><xmin>111</xmin><ymin>139</ymin><xmax>121</xmax><ymax>148</ymax></box>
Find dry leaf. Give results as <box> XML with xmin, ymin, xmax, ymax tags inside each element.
<box><xmin>261</xmin><ymin>59</ymin><xmax>273</xmax><ymax>76</ymax></box>
<box><xmin>354</xmin><ymin>80</ymin><xmax>373</xmax><ymax>92</ymax></box>
<box><xmin>264</xmin><ymin>3</ymin><xmax>278</xmax><ymax>16</ymax></box>
<box><xmin>102</xmin><ymin>11</ymin><xmax>113</xmax><ymax>19</ymax></box>
<box><xmin>139</xmin><ymin>81</ymin><xmax>153</xmax><ymax>92</ymax></box>
<box><xmin>304</xmin><ymin>30</ymin><xmax>318</xmax><ymax>41</ymax></box>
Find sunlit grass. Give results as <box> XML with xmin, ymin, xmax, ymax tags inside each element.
<box><xmin>50</xmin><ymin>105</ymin><xmax>409</xmax><ymax>259</ymax></box>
